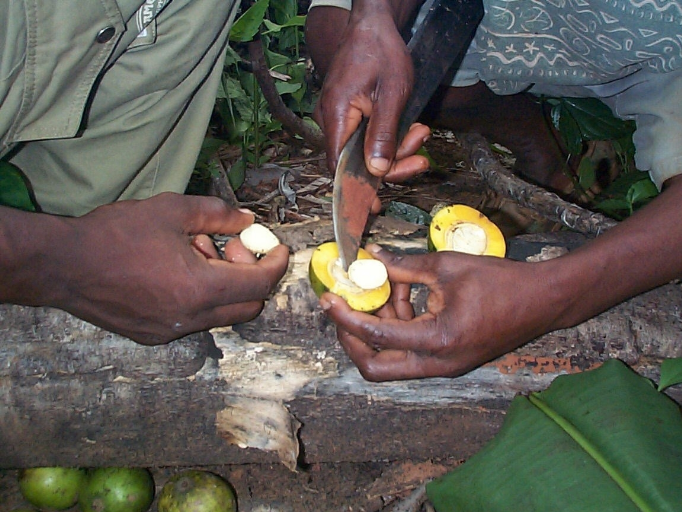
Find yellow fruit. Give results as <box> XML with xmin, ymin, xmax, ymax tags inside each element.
<box><xmin>309</xmin><ymin>242</ymin><xmax>391</xmax><ymax>312</ymax></box>
<box><xmin>428</xmin><ymin>204</ymin><xmax>506</xmax><ymax>257</ymax></box>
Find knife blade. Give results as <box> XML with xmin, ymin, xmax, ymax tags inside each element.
<box><xmin>332</xmin><ymin>0</ymin><xmax>484</xmax><ymax>270</ymax></box>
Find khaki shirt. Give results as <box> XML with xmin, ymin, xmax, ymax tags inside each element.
<box><xmin>1</xmin><ymin>0</ymin><xmax>238</xmax><ymax>215</ymax></box>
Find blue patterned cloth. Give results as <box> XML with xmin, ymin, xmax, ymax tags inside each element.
<box><xmin>460</xmin><ymin>0</ymin><xmax>682</xmax><ymax>93</ymax></box>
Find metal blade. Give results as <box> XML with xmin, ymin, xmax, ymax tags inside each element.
<box><xmin>333</xmin><ymin>118</ymin><xmax>377</xmax><ymax>270</ymax></box>
<box><xmin>332</xmin><ymin>0</ymin><xmax>484</xmax><ymax>271</ymax></box>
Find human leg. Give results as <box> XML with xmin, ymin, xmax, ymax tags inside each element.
<box><xmin>421</xmin><ymin>83</ymin><xmax>575</xmax><ymax>194</ymax></box>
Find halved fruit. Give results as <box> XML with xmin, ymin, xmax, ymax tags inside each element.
<box><xmin>309</xmin><ymin>242</ymin><xmax>391</xmax><ymax>312</ymax></box>
<box><xmin>428</xmin><ymin>204</ymin><xmax>506</xmax><ymax>257</ymax></box>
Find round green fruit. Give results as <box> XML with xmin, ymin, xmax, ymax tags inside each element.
<box><xmin>157</xmin><ymin>470</ymin><xmax>237</xmax><ymax>512</ymax></box>
<box><xmin>78</xmin><ymin>467</ymin><xmax>154</xmax><ymax>512</ymax></box>
<box><xmin>18</xmin><ymin>467</ymin><xmax>86</xmax><ymax>511</ymax></box>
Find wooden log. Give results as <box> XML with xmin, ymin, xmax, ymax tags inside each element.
<box><xmin>1</xmin><ymin>221</ymin><xmax>680</xmax><ymax>471</ymax></box>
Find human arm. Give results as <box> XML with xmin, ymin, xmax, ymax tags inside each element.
<box><xmin>319</xmin><ymin>174</ymin><xmax>682</xmax><ymax>381</ymax></box>
<box><xmin>0</xmin><ymin>193</ymin><xmax>290</xmax><ymax>345</ymax></box>
<box><xmin>309</xmin><ymin>0</ymin><xmax>430</xmax><ymax>180</ymax></box>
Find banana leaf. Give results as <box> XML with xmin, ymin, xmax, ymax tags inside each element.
<box><xmin>427</xmin><ymin>359</ymin><xmax>682</xmax><ymax>511</ymax></box>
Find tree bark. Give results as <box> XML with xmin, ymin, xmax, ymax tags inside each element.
<box><xmin>1</xmin><ymin>221</ymin><xmax>680</xmax><ymax>471</ymax></box>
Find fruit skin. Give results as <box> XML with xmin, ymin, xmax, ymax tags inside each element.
<box><xmin>18</xmin><ymin>467</ymin><xmax>87</xmax><ymax>511</ymax></box>
<box><xmin>78</xmin><ymin>467</ymin><xmax>154</xmax><ymax>512</ymax></box>
<box><xmin>157</xmin><ymin>470</ymin><xmax>237</xmax><ymax>512</ymax></box>
<box><xmin>308</xmin><ymin>242</ymin><xmax>391</xmax><ymax>312</ymax></box>
<box><xmin>428</xmin><ymin>204</ymin><xmax>506</xmax><ymax>257</ymax></box>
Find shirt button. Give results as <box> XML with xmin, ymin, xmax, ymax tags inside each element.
<box><xmin>95</xmin><ymin>26</ymin><xmax>116</xmax><ymax>44</ymax></box>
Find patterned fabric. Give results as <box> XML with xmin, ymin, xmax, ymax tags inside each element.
<box><xmin>464</xmin><ymin>0</ymin><xmax>682</xmax><ymax>93</ymax></box>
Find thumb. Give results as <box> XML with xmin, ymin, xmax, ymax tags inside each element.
<box><xmin>365</xmin><ymin>244</ymin><xmax>436</xmax><ymax>286</ymax></box>
<box><xmin>182</xmin><ymin>195</ymin><xmax>256</xmax><ymax>236</ymax></box>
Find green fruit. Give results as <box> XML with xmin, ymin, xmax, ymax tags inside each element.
<box><xmin>18</xmin><ymin>467</ymin><xmax>86</xmax><ymax>510</ymax></box>
<box><xmin>158</xmin><ymin>470</ymin><xmax>237</xmax><ymax>512</ymax></box>
<box><xmin>78</xmin><ymin>467</ymin><xmax>154</xmax><ymax>512</ymax></box>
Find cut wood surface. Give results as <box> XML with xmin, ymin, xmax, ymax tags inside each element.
<box><xmin>1</xmin><ymin>220</ymin><xmax>680</xmax><ymax>471</ymax></box>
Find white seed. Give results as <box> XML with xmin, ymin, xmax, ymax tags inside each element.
<box><xmin>445</xmin><ymin>223</ymin><xmax>488</xmax><ymax>255</ymax></box>
<box><xmin>240</xmin><ymin>223</ymin><xmax>280</xmax><ymax>255</ymax></box>
<box><xmin>347</xmin><ymin>259</ymin><xmax>388</xmax><ymax>290</ymax></box>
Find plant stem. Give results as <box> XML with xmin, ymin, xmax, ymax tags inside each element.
<box><xmin>252</xmin><ymin>72</ymin><xmax>261</xmax><ymax>166</ymax></box>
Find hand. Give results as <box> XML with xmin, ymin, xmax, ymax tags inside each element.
<box><xmin>26</xmin><ymin>193</ymin><xmax>289</xmax><ymax>345</ymax></box>
<box><xmin>319</xmin><ymin>244</ymin><xmax>565</xmax><ymax>381</ymax></box>
<box><xmin>314</xmin><ymin>1</ymin><xmax>430</xmax><ymax>180</ymax></box>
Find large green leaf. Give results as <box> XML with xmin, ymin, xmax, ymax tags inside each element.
<box><xmin>427</xmin><ymin>359</ymin><xmax>682</xmax><ymax>511</ymax></box>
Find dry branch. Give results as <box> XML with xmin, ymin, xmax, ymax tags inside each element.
<box><xmin>460</xmin><ymin>132</ymin><xmax>618</xmax><ymax>237</ymax></box>
<box><xmin>248</xmin><ymin>37</ymin><xmax>326</xmax><ymax>150</ymax></box>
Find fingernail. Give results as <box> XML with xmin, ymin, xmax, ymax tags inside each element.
<box><xmin>366</xmin><ymin>243</ymin><xmax>382</xmax><ymax>254</ymax></box>
<box><xmin>370</xmin><ymin>157</ymin><xmax>390</xmax><ymax>173</ymax></box>
<box><xmin>320</xmin><ymin>298</ymin><xmax>331</xmax><ymax>311</ymax></box>
<box><xmin>423</xmin><ymin>135</ymin><xmax>431</xmax><ymax>143</ymax></box>
<box><xmin>238</xmin><ymin>208</ymin><xmax>255</xmax><ymax>216</ymax></box>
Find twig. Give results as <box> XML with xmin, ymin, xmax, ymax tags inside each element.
<box><xmin>385</xmin><ymin>484</ymin><xmax>429</xmax><ymax>512</ymax></box>
<box><xmin>459</xmin><ymin>132</ymin><xmax>618</xmax><ymax>237</ymax></box>
<box><xmin>248</xmin><ymin>37</ymin><xmax>326</xmax><ymax>150</ymax></box>
<box><xmin>207</xmin><ymin>157</ymin><xmax>240</xmax><ymax>208</ymax></box>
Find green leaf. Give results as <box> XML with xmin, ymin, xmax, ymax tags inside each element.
<box><xmin>0</xmin><ymin>161</ymin><xmax>37</xmax><ymax>212</ymax></box>
<box><xmin>427</xmin><ymin>359</ymin><xmax>682</xmax><ymax>511</ymax></box>
<box><xmin>384</xmin><ymin>201</ymin><xmax>432</xmax><ymax>225</ymax></box>
<box><xmin>274</xmin><ymin>80</ymin><xmax>301</xmax><ymax>96</ymax></box>
<box><xmin>593</xmin><ymin>197</ymin><xmax>631</xmax><ymax>219</ymax></box>
<box><xmin>229</xmin><ymin>0</ymin><xmax>270</xmax><ymax>42</ymax></box>
<box><xmin>659</xmin><ymin>358</ymin><xmax>682</xmax><ymax>391</ymax></box>
<box><xmin>577</xmin><ymin>155</ymin><xmax>596</xmax><ymax>190</ymax></box>
<box><xmin>559</xmin><ymin>98</ymin><xmax>636</xmax><ymax>141</ymax></box>
<box><xmin>602</xmin><ymin>170</ymin><xmax>653</xmax><ymax>197</ymax></box>
<box><xmin>627</xmin><ymin>179</ymin><xmax>658</xmax><ymax>207</ymax></box>
<box><xmin>262</xmin><ymin>15</ymin><xmax>306</xmax><ymax>35</ymax></box>
<box><xmin>227</xmin><ymin>158</ymin><xmax>246</xmax><ymax>190</ymax></box>
<box><xmin>554</xmin><ymin>104</ymin><xmax>583</xmax><ymax>156</ymax></box>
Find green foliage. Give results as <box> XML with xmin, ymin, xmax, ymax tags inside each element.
<box><xmin>545</xmin><ymin>97</ymin><xmax>659</xmax><ymax>220</ymax></box>
<box><xmin>659</xmin><ymin>358</ymin><xmax>682</xmax><ymax>392</ymax></box>
<box><xmin>192</xmin><ymin>0</ymin><xmax>315</xmax><ymax>194</ymax></box>
<box><xmin>0</xmin><ymin>160</ymin><xmax>37</xmax><ymax>212</ymax></box>
<box><xmin>427</xmin><ymin>358</ymin><xmax>682</xmax><ymax>512</ymax></box>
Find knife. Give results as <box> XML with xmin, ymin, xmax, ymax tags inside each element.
<box><xmin>332</xmin><ymin>0</ymin><xmax>484</xmax><ymax>270</ymax></box>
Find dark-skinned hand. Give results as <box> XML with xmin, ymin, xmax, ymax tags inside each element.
<box><xmin>319</xmin><ymin>244</ymin><xmax>566</xmax><ymax>381</ymax></box>
<box><xmin>314</xmin><ymin>0</ymin><xmax>431</xmax><ymax>186</ymax></box>
<box><xmin>15</xmin><ymin>193</ymin><xmax>289</xmax><ymax>345</ymax></box>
